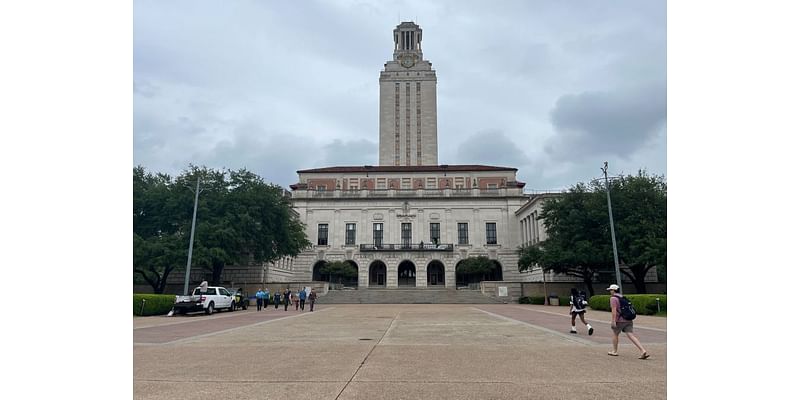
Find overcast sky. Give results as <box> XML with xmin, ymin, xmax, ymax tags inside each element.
<box><xmin>134</xmin><ymin>0</ymin><xmax>666</xmax><ymax>190</ymax></box>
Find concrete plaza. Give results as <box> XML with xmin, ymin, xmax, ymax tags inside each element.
<box><xmin>134</xmin><ymin>304</ymin><xmax>666</xmax><ymax>399</ymax></box>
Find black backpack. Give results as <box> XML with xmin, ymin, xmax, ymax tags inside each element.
<box><xmin>618</xmin><ymin>296</ymin><xmax>637</xmax><ymax>320</ymax></box>
<box><xmin>572</xmin><ymin>294</ymin><xmax>586</xmax><ymax>310</ymax></box>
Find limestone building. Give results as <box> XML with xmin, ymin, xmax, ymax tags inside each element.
<box><xmin>280</xmin><ymin>22</ymin><xmax>552</xmax><ymax>288</ymax></box>
<box><xmin>379</xmin><ymin>22</ymin><xmax>438</xmax><ymax>166</ymax></box>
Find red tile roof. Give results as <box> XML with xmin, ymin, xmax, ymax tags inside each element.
<box><xmin>297</xmin><ymin>165</ymin><xmax>518</xmax><ymax>173</ymax></box>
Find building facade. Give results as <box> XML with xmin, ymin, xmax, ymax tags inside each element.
<box><xmin>282</xmin><ymin>22</ymin><xmax>544</xmax><ymax>288</ymax></box>
<box><xmin>289</xmin><ymin>165</ymin><xmax>534</xmax><ymax>288</ymax></box>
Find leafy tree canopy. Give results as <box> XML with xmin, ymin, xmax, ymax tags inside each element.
<box><xmin>133</xmin><ymin>165</ymin><xmax>311</xmax><ymax>291</ymax></box>
<box><xmin>518</xmin><ymin>170</ymin><xmax>666</xmax><ymax>294</ymax></box>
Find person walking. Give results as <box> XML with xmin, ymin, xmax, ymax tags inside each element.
<box><xmin>293</xmin><ymin>290</ymin><xmax>300</xmax><ymax>310</ymax></box>
<box><xmin>299</xmin><ymin>288</ymin><xmax>307</xmax><ymax>311</ymax></box>
<box><xmin>273</xmin><ymin>291</ymin><xmax>281</xmax><ymax>310</ymax></box>
<box><xmin>283</xmin><ymin>288</ymin><xmax>292</xmax><ymax>311</ymax></box>
<box><xmin>606</xmin><ymin>284</ymin><xmax>649</xmax><ymax>359</ymax></box>
<box><xmin>255</xmin><ymin>288</ymin><xmax>264</xmax><ymax>311</ymax></box>
<box><xmin>264</xmin><ymin>288</ymin><xmax>271</xmax><ymax>310</ymax></box>
<box><xmin>569</xmin><ymin>288</ymin><xmax>593</xmax><ymax>335</ymax></box>
<box><xmin>308</xmin><ymin>288</ymin><xmax>317</xmax><ymax>312</ymax></box>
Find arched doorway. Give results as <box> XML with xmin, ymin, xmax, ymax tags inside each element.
<box><xmin>455</xmin><ymin>259</ymin><xmax>504</xmax><ymax>287</ymax></box>
<box><xmin>398</xmin><ymin>260</ymin><xmax>416</xmax><ymax>287</ymax></box>
<box><xmin>343</xmin><ymin>260</ymin><xmax>359</xmax><ymax>287</ymax></box>
<box><xmin>427</xmin><ymin>260</ymin><xmax>445</xmax><ymax>286</ymax></box>
<box><xmin>369</xmin><ymin>260</ymin><xmax>387</xmax><ymax>287</ymax></box>
<box><xmin>312</xmin><ymin>260</ymin><xmax>328</xmax><ymax>281</ymax></box>
<box><xmin>489</xmin><ymin>260</ymin><xmax>503</xmax><ymax>281</ymax></box>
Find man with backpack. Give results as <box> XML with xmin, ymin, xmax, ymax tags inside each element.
<box><xmin>607</xmin><ymin>284</ymin><xmax>649</xmax><ymax>359</ymax></box>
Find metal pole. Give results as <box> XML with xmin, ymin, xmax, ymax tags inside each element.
<box><xmin>183</xmin><ymin>176</ymin><xmax>201</xmax><ymax>296</ymax></box>
<box><xmin>542</xmin><ymin>266</ymin><xmax>548</xmax><ymax>305</ymax></box>
<box><xmin>602</xmin><ymin>162</ymin><xmax>623</xmax><ymax>295</ymax></box>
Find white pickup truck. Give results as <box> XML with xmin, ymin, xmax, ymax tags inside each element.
<box><xmin>173</xmin><ymin>286</ymin><xmax>235</xmax><ymax>315</ymax></box>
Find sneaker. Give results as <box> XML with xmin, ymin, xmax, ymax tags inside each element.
<box><xmin>570</xmin><ymin>328</ymin><xmax>577</xmax><ymax>334</ymax></box>
<box><xmin>588</xmin><ymin>326</ymin><xmax>594</xmax><ymax>336</ymax></box>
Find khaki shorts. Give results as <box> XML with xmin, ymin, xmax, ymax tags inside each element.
<box><xmin>612</xmin><ymin>321</ymin><xmax>633</xmax><ymax>334</ymax></box>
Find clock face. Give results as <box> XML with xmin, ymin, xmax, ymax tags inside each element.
<box><xmin>401</xmin><ymin>55</ymin><xmax>415</xmax><ymax>68</ymax></box>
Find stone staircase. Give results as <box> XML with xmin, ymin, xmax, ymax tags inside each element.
<box><xmin>316</xmin><ymin>288</ymin><xmax>503</xmax><ymax>304</ymax></box>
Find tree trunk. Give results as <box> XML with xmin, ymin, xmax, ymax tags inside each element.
<box><xmin>583</xmin><ymin>273</ymin><xmax>595</xmax><ymax>297</ymax></box>
<box><xmin>155</xmin><ymin>266</ymin><xmax>173</xmax><ymax>294</ymax></box>
<box><xmin>628</xmin><ymin>265</ymin><xmax>652</xmax><ymax>294</ymax></box>
<box><xmin>136</xmin><ymin>269</ymin><xmax>162</xmax><ymax>294</ymax></box>
<box><xmin>212</xmin><ymin>261</ymin><xmax>224</xmax><ymax>285</ymax></box>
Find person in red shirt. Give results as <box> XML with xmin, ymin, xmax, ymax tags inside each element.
<box><xmin>606</xmin><ymin>284</ymin><xmax>649</xmax><ymax>359</ymax></box>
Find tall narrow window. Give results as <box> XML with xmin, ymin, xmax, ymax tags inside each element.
<box><xmin>401</xmin><ymin>223</ymin><xmax>412</xmax><ymax>248</ymax></box>
<box><xmin>430</xmin><ymin>223</ymin><xmax>440</xmax><ymax>245</ymax></box>
<box><xmin>486</xmin><ymin>222</ymin><xmax>497</xmax><ymax>245</ymax></box>
<box><xmin>317</xmin><ymin>224</ymin><xmax>328</xmax><ymax>246</ymax></box>
<box><xmin>373</xmin><ymin>223</ymin><xmax>383</xmax><ymax>248</ymax></box>
<box><xmin>345</xmin><ymin>223</ymin><xmax>356</xmax><ymax>245</ymax></box>
<box><xmin>458</xmin><ymin>223</ymin><xmax>469</xmax><ymax>245</ymax></box>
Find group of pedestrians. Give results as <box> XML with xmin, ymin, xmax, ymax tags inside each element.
<box><xmin>566</xmin><ymin>284</ymin><xmax>649</xmax><ymax>360</ymax></box>
<box><xmin>254</xmin><ymin>287</ymin><xmax>317</xmax><ymax>312</ymax></box>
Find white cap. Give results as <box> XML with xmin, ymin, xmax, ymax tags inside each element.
<box><xmin>605</xmin><ymin>284</ymin><xmax>620</xmax><ymax>291</ymax></box>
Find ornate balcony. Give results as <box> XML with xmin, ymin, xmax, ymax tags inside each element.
<box><xmin>359</xmin><ymin>243</ymin><xmax>454</xmax><ymax>252</ymax></box>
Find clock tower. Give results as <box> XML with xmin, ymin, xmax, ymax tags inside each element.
<box><xmin>379</xmin><ymin>22</ymin><xmax>438</xmax><ymax>166</ymax></box>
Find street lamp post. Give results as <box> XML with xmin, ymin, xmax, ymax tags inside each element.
<box><xmin>601</xmin><ymin>162</ymin><xmax>624</xmax><ymax>295</ymax></box>
<box><xmin>183</xmin><ymin>176</ymin><xmax>201</xmax><ymax>296</ymax></box>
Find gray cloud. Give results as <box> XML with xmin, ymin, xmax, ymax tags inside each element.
<box><xmin>545</xmin><ymin>83</ymin><xmax>666</xmax><ymax>161</ymax></box>
<box><xmin>134</xmin><ymin>0</ymin><xmax>666</xmax><ymax>190</ymax></box>
<box><xmin>321</xmin><ymin>139</ymin><xmax>378</xmax><ymax>166</ymax></box>
<box><xmin>455</xmin><ymin>130</ymin><xmax>530</xmax><ymax>168</ymax></box>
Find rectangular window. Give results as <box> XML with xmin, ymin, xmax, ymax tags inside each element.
<box><xmin>317</xmin><ymin>224</ymin><xmax>328</xmax><ymax>246</ymax></box>
<box><xmin>373</xmin><ymin>223</ymin><xmax>383</xmax><ymax>247</ymax></box>
<box><xmin>487</xmin><ymin>183</ymin><xmax>498</xmax><ymax>189</ymax></box>
<box><xmin>458</xmin><ymin>223</ymin><xmax>469</xmax><ymax>245</ymax></box>
<box><xmin>316</xmin><ymin>185</ymin><xmax>326</xmax><ymax>191</ymax></box>
<box><xmin>345</xmin><ymin>223</ymin><xmax>356</xmax><ymax>245</ymax></box>
<box><xmin>401</xmin><ymin>223</ymin><xmax>412</xmax><ymax>247</ymax></box>
<box><xmin>430</xmin><ymin>223</ymin><xmax>440</xmax><ymax>244</ymax></box>
<box><xmin>486</xmin><ymin>222</ymin><xmax>497</xmax><ymax>245</ymax></box>
<box><xmin>401</xmin><ymin>178</ymin><xmax>411</xmax><ymax>189</ymax></box>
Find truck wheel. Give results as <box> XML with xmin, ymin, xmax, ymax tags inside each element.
<box><xmin>206</xmin><ymin>302</ymin><xmax>215</xmax><ymax>315</ymax></box>
<box><xmin>242</xmin><ymin>302</ymin><xmax>248</xmax><ymax>310</ymax></box>
<box><xmin>229</xmin><ymin>301</ymin><xmax>235</xmax><ymax>312</ymax></box>
<box><xmin>178</xmin><ymin>309</ymin><xmax>186</xmax><ymax>315</ymax></box>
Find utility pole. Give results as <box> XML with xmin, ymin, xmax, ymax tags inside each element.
<box><xmin>183</xmin><ymin>175</ymin><xmax>201</xmax><ymax>296</ymax></box>
<box><xmin>602</xmin><ymin>162</ymin><xmax>623</xmax><ymax>294</ymax></box>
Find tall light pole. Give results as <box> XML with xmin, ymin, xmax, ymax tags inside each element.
<box><xmin>601</xmin><ymin>162</ymin><xmax>623</xmax><ymax>294</ymax></box>
<box><xmin>183</xmin><ymin>175</ymin><xmax>201</xmax><ymax>296</ymax></box>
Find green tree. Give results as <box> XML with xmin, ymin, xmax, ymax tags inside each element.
<box><xmin>320</xmin><ymin>261</ymin><xmax>358</xmax><ymax>284</ymax></box>
<box><xmin>456</xmin><ymin>256</ymin><xmax>497</xmax><ymax>285</ymax></box>
<box><xmin>517</xmin><ymin>171</ymin><xmax>666</xmax><ymax>295</ymax></box>
<box><xmin>133</xmin><ymin>233</ymin><xmax>184</xmax><ymax>293</ymax></box>
<box><xmin>133</xmin><ymin>167</ymin><xmax>186</xmax><ymax>293</ymax></box>
<box><xmin>517</xmin><ymin>183</ymin><xmax>612</xmax><ymax>296</ymax></box>
<box><xmin>133</xmin><ymin>166</ymin><xmax>311</xmax><ymax>290</ymax></box>
<box><xmin>603</xmin><ymin>171</ymin><xmax>667</xmax><ymax>293</ymax></box>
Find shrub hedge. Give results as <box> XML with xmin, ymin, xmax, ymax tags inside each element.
<box><xmin>518</xmin><ymin>296</ymin><xmax>572</xmax><ymax>306</ymax></box>
<box><xmin>588</xmin><ymin>294</ymin><xmax>667</xmax><ymax>315</ymax></box>
<box><xmin>133</xmin><ymin>294</ymin><xmax>176</xmax><ymax>316</ymax></box>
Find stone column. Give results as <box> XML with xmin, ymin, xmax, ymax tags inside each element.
<box><xmin>445</xmin><ymin>260</ymin><xmax>456</xmax><ymax>288</ymax></box>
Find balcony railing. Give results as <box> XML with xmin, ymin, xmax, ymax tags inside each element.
<box><xmin>293</xmin><ymin>187</ymin><xmax>524</xmax><ymax>199</ymax></box>
<box><xmin>359</xmin><ymin>243</ymin><xmax>454</xmax><ymax>252</ymax></box>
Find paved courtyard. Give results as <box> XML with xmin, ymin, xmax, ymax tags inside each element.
<box><xmin>134</xmin><ymin>304</ymin><xmax>666</xmax><ymax>399</ymax></box>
